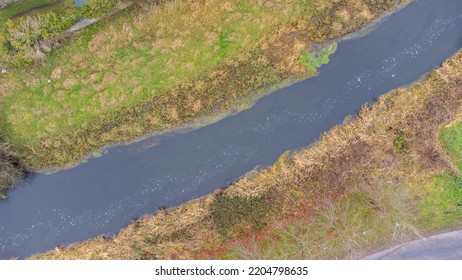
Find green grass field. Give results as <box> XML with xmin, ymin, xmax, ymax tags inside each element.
<box><xmin>415</xmin><ymin>121</ymin><xmax>462</xmax><ymax>230</ymax></box>
<box><xmin>440</xmin><ymin>121</ymin><xmax>462</xmax><ymax>172</ymax></box>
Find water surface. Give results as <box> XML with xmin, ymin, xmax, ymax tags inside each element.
<box><xmin>2</xmin><ymin>0</ymin><xmax>462</xmax><ymax>259</ymax></box>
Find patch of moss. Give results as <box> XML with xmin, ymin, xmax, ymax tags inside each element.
<box><xmin>299</xmin><ymin>42</ymin><xmax>337</xmax><ymax>73</ymax></box>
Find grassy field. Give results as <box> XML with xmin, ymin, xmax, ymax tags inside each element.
<box><xmin>32</xmin><ymin>49</ymin><xmax>462</xmax><ymax>260</ymax></box>
<box><xmin>0</xmin><ymin>0</ymin><xmax>400</xmax><ymax>169</ymax></box>
<box><xmin>440</xmin><ymin>121</ymin><xmax>462</xmax><ymax>172</ymax></box>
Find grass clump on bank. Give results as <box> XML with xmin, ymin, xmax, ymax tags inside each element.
<box><xmin>211</xmin><ymin>188</ymin><xmax>279</xmax><ymax>238</ymax></box>
<box><xmin>31</xmin><ymin>48</ymin><xmax>462</xmax><ymax>260</ymax></box>
<box><xmin>0</xmin><ymin>131</ymin><xmax>24</xmax><ymax>196</ymax></box>
<box><xmin>0</xmin><ymin>0</ymin><xmax>399</xmax><ymax>170</ymax></box>
<box><xmin>299</xmin><ymin>42</ymin><xmax>337</xmax><ymax>72</ymax></box>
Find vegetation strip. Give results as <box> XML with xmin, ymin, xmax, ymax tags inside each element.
<box><xmin>31</xmin><ymin>48</ymin><xmax>462</xmax><ymax>260</ymax></box>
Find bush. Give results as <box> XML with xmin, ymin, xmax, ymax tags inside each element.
<box><xmin>393</xmin><ymin>135</ymin><xmax>406</xmax><ymax>153</ymax></box>
<box><xmin>1</xmin><ymin>0</ymin><xmax>117</xmax><ymax>67</ymax></box>
<box><xmin>4</xmin><ymin>10</ymin><xmax>79</xmax><ymax>66</ymax></box>
<box><xmin>299</xmin><ymin>42</ymin><xmax>337</xmax><ymax>73</ymax></box>
<box><xmin>79</xmin><ymin>0</ymin><xmax>117</xmax><ymax>18</ymax></box>
<box><xmin>211</xmin><ymin>189</ymin><xmax>278</xmax><ymax>237</ymax></box>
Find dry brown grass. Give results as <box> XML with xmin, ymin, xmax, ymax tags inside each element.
<box><xmin>32</xmin><ymin>47</ymin><xmax>462</xmax><ymax>260</ymax></box>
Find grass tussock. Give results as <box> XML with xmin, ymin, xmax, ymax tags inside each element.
<box><xmin>0</xmin><ymin>0</ymin><xmax>400</xmax><ymax>169</ymax></box>
<box><xmin>211</xmin><ymin>188</ymin><xmax>280</xmax><ymax>238</ymax></box>
<box><xmin>31</xmin><ymin>48</ymin><xmax>462</xmax><ymax>260</ymax></box>
<box><xmin>0</xmin><ymin>131</ymin><xmax>24</xmax><ymax>196</ymax></box>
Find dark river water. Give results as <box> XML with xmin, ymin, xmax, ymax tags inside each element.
<box><xmin>2</xmin><ymin>0</ymin><xmax>462</xmax><ymax>259</ymax></box>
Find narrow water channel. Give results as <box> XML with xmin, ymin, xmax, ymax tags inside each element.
<box><xmin>2</xmin><ymin>0</ymin><xmax>462</xmax><ymax>259</ymax></box>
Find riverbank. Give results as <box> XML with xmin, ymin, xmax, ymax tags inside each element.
<box><xmin>31</xmin><ymin>47</ymin><xmax>462</xmax><ymax>260</ymax></box>
<box><xmin>0</xmin><ymin>0</ymin><xmax>128</xmax><ymax>191</ymax></box>
<box><xmin>0</xmin><ymin>0</ymin><xmax>404</xmax><ymax>171</ymax></box>
<box><xmin>0</xmin><ymin>131</ymin><xmax>24</xmax><ymax>196</ymax></box>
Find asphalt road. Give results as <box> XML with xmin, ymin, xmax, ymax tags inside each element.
<box><xmin>366</xmin><ymin>230</ymin><xmax>462</xmax><ymax>260</ymax></box>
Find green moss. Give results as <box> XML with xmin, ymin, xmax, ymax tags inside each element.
<box><xmin>299</xmin><ymin>42</ymin><xmax>337</xmax><ymax>73</ymax></box>
<box><xmin>92</xmin><ymin>151</ymin><xmax>102</xmax><ymax>158</ymax></box>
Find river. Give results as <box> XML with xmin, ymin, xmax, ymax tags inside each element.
<box><xmin>1</xmin><ymin>0</ymin><xmax>462</xmax><ymax>259</ymax></box>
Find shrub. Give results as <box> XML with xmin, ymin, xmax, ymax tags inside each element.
<box><xmin>299</xmin><ymin>42</ymin><xmax>337</xmax><ymax>73</ymax></box>
<box><xmin>393</xmin><ymin>135</ymin><xmax>405</xmax><ymax>153</ymax></box>
<box><xmin>211</xmin><ymin>189</ymin><xmax>278</xmax><ymax>237</ymax></box>
<box><xmin>1</xmin><ymin>0</ymin><xmax>117</xmax><ymax>67</ymax></box>
<box><xmin>79</xmin><ymin>0</ymin><xmax>117</xmax><ymax>18</ymax></box>
<box><xmin>3</xmin><ymin>9</ymin><xmax>79</xmax><ymax>66</ymax></box>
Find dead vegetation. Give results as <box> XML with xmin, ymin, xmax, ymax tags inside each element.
<box><xmin>31</xmin><ymin>48</ymin><xmax>462</xmax><ymax>260</ymax></box>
